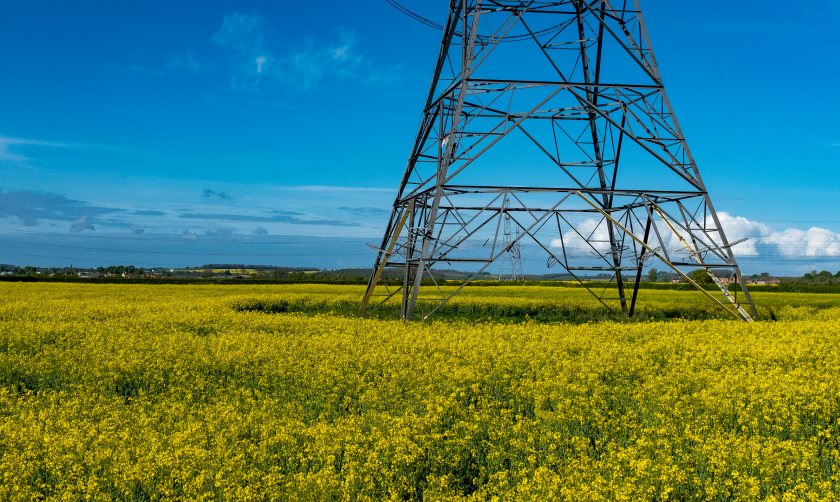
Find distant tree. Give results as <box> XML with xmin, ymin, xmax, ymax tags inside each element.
<box><xmin>798</xmin><ymin>270</ymin><xmax>837</xmax><ymax>285</ymax></box>
<box><xmin>646</xmin><ymin>268</ymin><xmax>659</xmax><ymax>282</ymax></box>
<box><xmin>836</xmin><ymin>270</ymin><xmax>840</xmax><ymax>278</ymax></box>
<box><xmin>688</xmin><ymin>268</ymin><xmax>713</xmax><ymax>286</ymax></box>
<box><xmin>816</xmin><ymin>271</ymin><xmax>834</xmax><ymax>284</ymax></box>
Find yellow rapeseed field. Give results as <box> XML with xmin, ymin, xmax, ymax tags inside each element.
<box><xmin>1</xmin><ymin>282</ymin><xmax>840</xmax><ymax>500</ymax></box>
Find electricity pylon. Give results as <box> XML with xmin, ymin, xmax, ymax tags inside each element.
<box><xmin>498</xmin><ymin>193</ymin><xmax>523</xmax><ymax>281</ymax></box>
<box><xmin>362</xmin><ymin>0</ymin><xmax>758</xmax><ymax>321</ymax></box>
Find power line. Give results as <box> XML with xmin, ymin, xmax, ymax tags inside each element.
<box><xmin>385</xmin><ymin>0</ymin><xmax>444</xmax><ymax>30</ymax></box>
<box><xmin>383</xmin><ymin>0</ymin><xmax>565</xmax><ymax>43</ymax></box>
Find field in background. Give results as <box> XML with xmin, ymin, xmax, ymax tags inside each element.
<box><xmin>2</xmin><ymin>283</ymin><xmax>840</xmax><ymax>499</ymax></box>
<box><xmin>232</xmin><ymin>283</ymin><xmax>840</xmax><ymax>322</ymax></box>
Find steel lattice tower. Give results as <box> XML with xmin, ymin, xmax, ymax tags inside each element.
<box><xmin>498</xmin><ymin>193</ymin><xmax>523</xmax><ymax>281</ymax></box>
<box><xmin>362</xmin><ymin>0</ymin><xmax>758</xmax><ymax>321</ymax></box>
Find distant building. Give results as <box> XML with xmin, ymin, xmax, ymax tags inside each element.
<box><xmin>747</xmin><ymin>278</ymin><xmax>781</xmax><ymax>285</ymax></box>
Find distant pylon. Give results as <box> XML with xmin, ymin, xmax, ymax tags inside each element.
<box><xmin>498</xmin><ymin>193</ymin><xmax>523</xmax><ymax>281</ymax></box>
<box><xmin>362</xmin><ymin>0</ymin><xmax>758</xmax><ymax>321</ymax></box>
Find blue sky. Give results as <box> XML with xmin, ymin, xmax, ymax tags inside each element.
<box><xmin>1</xmin><ymin>0</ymin><xmax>839</xmax><ymax>274</ymax></box>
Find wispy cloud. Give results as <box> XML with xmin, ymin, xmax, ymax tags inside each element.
<box><xmin>211</xmin><ymin>12</ymin><xmax>273</xmax><ymax>91</ymax></box>
<box><xmin>180</xmin><ymin>229</ymin><xmax>199</xmax><ymax>241</ymax></box>
<box><xmin>204</xmin><ymin>227</ymin><xmax>238</xmax><ymax>238</ymax></box>
<box><xmin>0</xmin><ymin>135</ymin><xmax>136</xmax><ymax>167</ymax></box>
<box><xmin>0</xmin><ymin>136</ymin><xmax>70</xmax><ymax>165</ymax></box>
<box><xmin>268</xmin><ymin>209</ymin><xmax>304</xmax><ymax>216</ymax></box>
<box><xmin>0</xmin><ymin>190</ymin><xmax>122</xmax><ymax>227</ymax></box>
<box><xmin>339</xmin><ymin>206</ymin><xmax>389</xmax><ymax>217</ymax></box>
<box><xmin>361</xmin><ymin>64</ymin><xmax>415</xmax><ymax>89</ymax></box>
<box><xmin>212</xmin><ymin>12</ymin><xmax>401</xmax><ymax>91</ymax></box>
<box><xmin>70</xmin><ymin>216</ymin><xmax>96</xmax><ymax>233</ymax></box>
<box><xmin>201</xmin><ymin>189</ymin><xmax>232</xmax><ymax>200</ymax></box>
<box><xmin>178</xmin><ymin>211</ymin><xmax>358</xmax><ymax>227</ymax></box>
<box><xmin>285</xmin><ymin>185</ymin><xmax>392</xmax><ymax>193</ymax></box>
<box><xmin>0</xmin><ymin>181</ymin><xmax>390</xmax><ymax>240</ymax></box>
<box><xmin>287</xmin><ymin>29</ymin><xmax>363</xmax><ymax>89</ymax></box>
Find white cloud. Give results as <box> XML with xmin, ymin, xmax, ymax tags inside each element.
<box><xmin>550</xmin><ymin>217</ymin><xmax>612</xmax><ymax>254</ymax></box>
<box><xmin>717</xmin><ymin>212</ymin><xmax>840</xmax><ymax>258</ymax></box>
<box><xmin>546</xmin><ymin>211</ymin><xmax>840</xmax><ymax>260</ymax></box>
<box><xmin>765</xmin><ymin>227</ymin><xmax>840</xmax><ymax>257</ymax></box>
<box><xmin>659</xmin><ymin>211</ymin><xmax>768</xmax><ymax>259</ymax></box>
<box><xmin>715</xmin><ymin>211</ymin><xmax>771</xmax><ymax>257</ymax></box>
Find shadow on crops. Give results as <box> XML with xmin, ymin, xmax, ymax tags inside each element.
<box><xmin>0</xmin><ymin>367</ymin><xmax>65</xmax><ymax>395</ymax></box>
<box><xmin>230</xmin><ymin>297</ymin><xmax>735</xmax><ymax>324</ymax></box>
